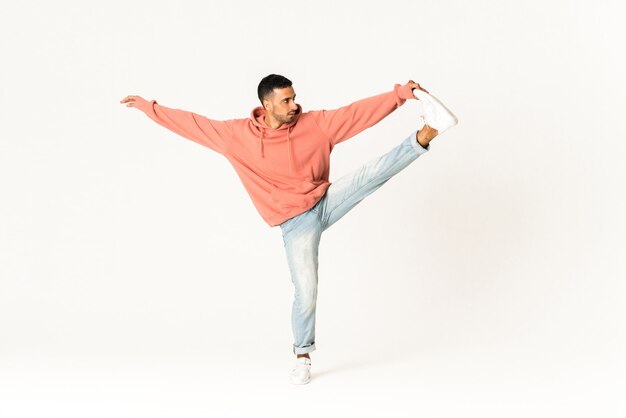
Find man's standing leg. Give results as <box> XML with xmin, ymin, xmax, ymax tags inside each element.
<box><xmin>280</xmin><ymin>208</ymin><xmax>324</xmax><ymax>384</ymax></box>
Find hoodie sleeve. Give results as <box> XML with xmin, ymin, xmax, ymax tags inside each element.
<box><xmin>309</xmin><ymin>83</ymin><xmax>416</xmax><ymax>147</ymax></box>
<box><xmin>134</xmin><ymin>98</ymin><xmax>231</xmax><ymax>155</ymax></box>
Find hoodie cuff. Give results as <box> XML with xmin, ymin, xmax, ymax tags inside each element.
<box><xmin>135</xmin><ymin>98</ymin><xmax>157</xmax><ymax>114</ymax></box>
<box><xmin>396</xmin><ymin>83</ymin><xmax>416</xmax><ymax>100</ymax></box>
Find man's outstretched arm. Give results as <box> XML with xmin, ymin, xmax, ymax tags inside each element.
<box><xmin>309</xmin><ymin>81</ymin><xmax>427</xmax><ymax>148</ymax></box>
<box><xmin>120</xmin><ymin>95</ymin><xmax>232</xmax><ymax>155</ymax></box>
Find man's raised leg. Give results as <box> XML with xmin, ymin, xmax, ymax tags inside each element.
<box><xmin>315</xmin><ymin>127</ymin><xmax>436</xmax><ymax>232</ymax></box>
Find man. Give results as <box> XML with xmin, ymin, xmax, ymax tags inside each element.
<box><xmin>120</xmin><ymin>74</ymin><xmax>457</xmax><ymax>384</ymax></box>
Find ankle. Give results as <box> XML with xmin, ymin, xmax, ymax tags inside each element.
<box><xmin>417</xmin><ymin>125</ymin><xmax>438</xmax><ymax>147</ymax></box>
<box><xmin>297</xmin><ymin>353</ymin><xmax>310</xmax><ymax>359</ymax></box>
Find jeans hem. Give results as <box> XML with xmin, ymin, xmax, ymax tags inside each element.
<box><xmin>293</xmin><ymin>343</ymin><xmax>316</xmax><ymax>354</ymax></box>
<box><xmin>410</xmin><ymin>129</ymin><xmax>431</xmax><ymax>154</ymax></box>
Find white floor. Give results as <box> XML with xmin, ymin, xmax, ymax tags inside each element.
<box><xmin>1</xmin><ymin>343</ymin><xmax>623</xmax><ymax>418</ymax></box>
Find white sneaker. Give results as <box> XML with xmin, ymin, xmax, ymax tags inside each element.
<box><xmin>289</xmin><ymin>356</ymin><xmax>312</xmax><ymax>385</ymax></box>
<box><xmin>413</xmin><ymin>88</ymin><xmax>458</xmax><ymax>135</ymax></box>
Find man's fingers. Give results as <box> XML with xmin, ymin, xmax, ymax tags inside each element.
<box><xmin>408</xmin><ymin>80</ymin><xmax>431</xmax><ymax>94</ymax></box>
<box><xmin>409</xmin><ymin>82</ymin><xmax>427</xmax><ymax>91</ymax></box>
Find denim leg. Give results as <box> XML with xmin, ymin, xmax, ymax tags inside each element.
<box><xmin>317</xmin><ymin>130</ymin><xmax>429</xmax><ymax>232</ymax></box>
<box><xmin>280</xmin><ymin>209</ymin><xmax>323</xmax><ymax>354</ymax></box>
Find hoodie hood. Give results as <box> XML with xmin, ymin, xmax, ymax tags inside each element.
<box><xmin>250</xmin><ymin>103</ymin><xmax>303</xmax><ymax>173</ymax></box>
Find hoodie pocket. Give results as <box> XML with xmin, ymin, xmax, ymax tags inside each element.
<box><xmin>270</xmin><ymin>180</ymin><xmax>326</xmax><ymax>214</ymax></box>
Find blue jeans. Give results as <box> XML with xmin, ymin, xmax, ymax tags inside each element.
<box><xmin>279</xmin><ymin>130</ymin><xmax>430</xmax><ymax>354</ymax></box>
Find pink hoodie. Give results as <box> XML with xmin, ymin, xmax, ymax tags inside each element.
<box><xmin>135</xmin><ymin>82</ymin><xmax>416</xmax><ymax>227</ymax></box>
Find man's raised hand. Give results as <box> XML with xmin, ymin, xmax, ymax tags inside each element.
<box><xmin>120</xmin><ymin>95</ymin><xmax>148</xmax><ymax>108</ymax></box>
<box><xmin>407</xmin><ymin>80</ymin><xmax>429</xmax><ymax>94</ymax></box>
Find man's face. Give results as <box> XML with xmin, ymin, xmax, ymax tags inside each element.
<box><xmin>264</xmin><ymin>86</ymin><xmax>299</xmax><ymax>124</ymax></box>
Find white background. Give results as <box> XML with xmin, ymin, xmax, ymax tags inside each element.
<box><xmin>1</xmin><ymin>0</ymin><xmax>625</xmax><ymax>417</ymax></box>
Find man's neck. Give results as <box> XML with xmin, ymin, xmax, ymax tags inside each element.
<box><xmin>264</xmin><ymin>114</ymin><xmax>284</xmax><ymax>130</ymax></box>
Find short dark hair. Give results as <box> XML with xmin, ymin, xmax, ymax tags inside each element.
<box><xmin>257</xmin><ymin>74</ymin><xmax>292</xmax><ymax>104</ymax></box>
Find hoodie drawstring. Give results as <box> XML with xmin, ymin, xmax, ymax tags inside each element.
<box><xmin>287</xmin><ymin>125</ymin><xmax>293</xmax><ymax>173</ymax></box>
<box><xmin>256</xmin><ymin>125</ymin><xmax>295</xmax><ymax>174</ymax></box>
<box><xmin>258</xmin><ymin>129</ymin><xmax>265</xmax><ymax>158</ymax></box>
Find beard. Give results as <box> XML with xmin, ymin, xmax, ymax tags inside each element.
<box><xmin>279</xmin><ymin>113</ymin><xmax>296</xmax><ymax>123</ymax></box>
